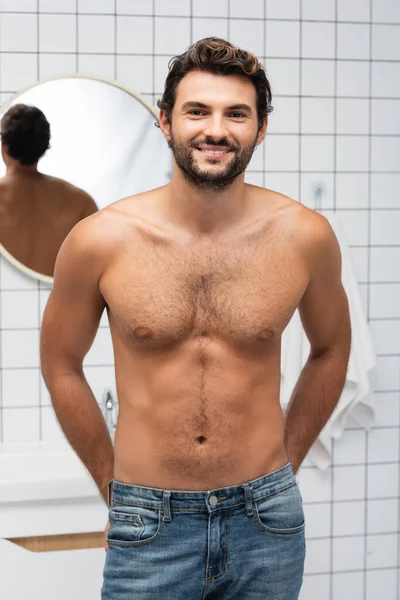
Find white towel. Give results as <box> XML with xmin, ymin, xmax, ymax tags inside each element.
<box><xmin>280</xmin><ymin>213</ymin><xmax>376</xmax><ymax>469</ymax></box>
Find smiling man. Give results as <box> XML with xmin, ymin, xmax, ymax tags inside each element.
<box><xmin>40</xmin><ymin>38</ymin><xmax>351</xmax><ymax>599</ymax></box>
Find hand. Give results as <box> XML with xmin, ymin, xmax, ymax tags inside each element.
<box><xmin>104</xmin><ymin>519</ymin><xmax>110</xmax><ymax>551</ymax></box>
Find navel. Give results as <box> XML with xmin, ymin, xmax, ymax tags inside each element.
<box><xmin>196</xmin><ymin>436</ymin><xmax>207</xmax><ymax>444</ymax></box>
<box><xmin>134</xmin><ymin>326</ymin><xmax>154</xmax><ymax>340</ymax></box>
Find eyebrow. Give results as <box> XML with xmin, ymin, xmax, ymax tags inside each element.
<box><xmin>181</xmin><ymin>101</ymin><xmax>253</xmax><ymax>113</ymax></box>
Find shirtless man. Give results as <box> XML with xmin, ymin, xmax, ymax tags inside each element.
<box><xmin>0</xmin><ymin>104</ymin><xmax>97</xmax><ymax>276</ymax></box>
<box><xmin>40</xmin><ymin>38</ymin><xmax>351</xmax><ymax>599</ymax></box>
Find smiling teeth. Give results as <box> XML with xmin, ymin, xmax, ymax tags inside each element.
<box><xmin>200</xmin><ymin>149</ymin><xmax>229</xmax><ymax>154</ymax></box>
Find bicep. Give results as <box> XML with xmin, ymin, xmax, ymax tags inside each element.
<box><xmin>40</xmin><ymin>223</ymin><xmax>106</xmax><ymax>379</ymax></box>
<box><xmin>298</xmin><ymin>219</ymin><xmax>350</xmax><ymax>356</ymax></box>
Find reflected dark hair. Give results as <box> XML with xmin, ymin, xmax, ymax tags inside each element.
<box><xmin>156</xmin><ymin>37</ymin><xmax>273</xmax><ymax>130</ymax></box>
<box><xmin>1</xmin><ymin>103</ymin><xmax>51</xmax><ymax>165</ymax></box>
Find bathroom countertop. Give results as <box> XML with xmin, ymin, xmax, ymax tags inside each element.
<box><xmin>0</xmin><ymin>442</ymin><xmax>108</xmax><ymax>538</ymax></box>
<box><xmin>0</xmin><ymin>442</ymin><xmax>100</xmax><ymax>503</ymax></box>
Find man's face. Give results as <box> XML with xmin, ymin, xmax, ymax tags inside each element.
<box><xmin>161</xmin><ymin>71</ymin><xmax>267</xmax><ymax>192</ymax></box>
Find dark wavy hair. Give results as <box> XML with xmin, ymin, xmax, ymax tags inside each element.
<box><xmin>1</xmin><ymin>103</ymin><xmax>51</xmax><ymax>165</ymax></box>
<box><xmin>157</xmin><ymin>37</ymin><xmax>273</xmax><ymax>131</ymax></box>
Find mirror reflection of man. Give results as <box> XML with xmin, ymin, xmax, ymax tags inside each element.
<box><xmin>0</xmin><ymin>103</ymin><xmax>98</xmax><ymax>277</ymax></box>
<box><xmin>41</xmin><ymin>38</ymin><xmax>351</xmax><ymax>599</ymax></box>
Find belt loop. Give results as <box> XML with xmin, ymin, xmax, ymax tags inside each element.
<box><xmin>242</xmin><ymin>483</ymin><xmax>254</xmax><ymax>516</ymax></box>
<box><xmin>162</xmin><ymin>491</ymin><xmax>172</xmax><ymax>522</ymax></box>
<box><xmin>107</xmin><ymin>479</ymin><xmax>114</xmax><ymax>508</ymax></box>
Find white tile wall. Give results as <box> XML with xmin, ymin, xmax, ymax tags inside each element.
<box><xmin>0</xmin><ymin>14</ymin><xmax>37</xmax><ymax>52</ymax></box>
<box><xmin>302</xmin><ymin>22</ymin><xmax>335</xmax><ymax>58</ymax></box>
<box><xmin>192</xmin><ymin>18</ymin><xmax>229</xmax><ymax>43</ymax></box>
<box><xmin>374</xmin><ymin>394</ymin><xmax>400</xmax><ymax>429</ymax></box>
<box><xmin>154</xmin><ymin>0</ymin><xmax>191</xmax><ymax>17</ymax></box>
<box><xmin>371</xmin><ymin>99</ymin><xmax>400</xmax><ymax>135</ymax></box>
<box><xmin>266</xmin><ymin>20</ymin><xmax>300</xmax><ymax>57</ymax></box>
<box><xmin>266</xmin><ymin>59</ymin><xmax>300</xmax><ymax>95</ymax></box>
<box><xmin>302</xmin><ymin>60</ymin><xmax>335</xmax><ymax>96</ymax></box>
<box><xmin>332</xmin><ymin>572</ymin><xmax>364</xmax><ymax>600</ymax></box>
<box><xmin>192</xmin><ymin>0</ymin><xmax>228</xmax><ymax>18</ymax></box>
<box><xmin>39</xmin><ymin>14</ymin><xmax>77</xmax><ymax>53</ymax></box>
<box><xmin>0</xmin><ymin>2</ymin><xmax>399</xmax><ymax>598</ymax></box>
<box><xmin>371</xmin><ymin>61</ymin><xmax>400</xmax><ymax>97</ymax></box>
<box><xmin>333</xmin><ymin>500</ymin><xmax>366</xmax><ymax>536</ymax></box>
<box><xmin>78</xmin><ymin>15</ymin><xmax>115</xmax><ymax>53</ymax></box>
<box><xmin>302</xmin><ymin>97</ymin><xmax>335</xmax><ymax>134</ymax></box>
<box><xmin>337</xmin><ymin>61</ymin><xmax>370</xmax><ymax>97</ymax></box>
<box><xmin>230</xmin><ymin>18</ymin><xmax>264</xmax><ymax>56</ymax></box>
<box><xmin>301</xmin><ymin>135</ymin><xmax>334</xmax><ymax>171</ymax></box>
<box><xmin>371</xmin><ymin>174</ymin><xmax>400</xmax><ymax>208</ymax></box>
<box><xmin>79</xmin><ymin>53</ymin><xmax>115</xmax><ymax>79</ymax></box>
<box><xmin>372</xmin><ymin>24</ymin><xmax>400</xmax><ymax>60</ymax></box>
<box><xmin>372</xmin><ymin>0</ymin><xmax>400</xmax><ymax>23</ymax></box>
<box><xmin>336</xmin><ymin>174</ymin><xmax>369</xmax><ymax>209</ymax></box>
<box><xmin>39</xmin><ymin>0</ymin><xmax>75</xmax><ymax>12</ymax></box>
<box><xmin>338</xmin><ymin>0</ymin><xmax>370</xmax><ymax>22</ymax></box>
<box><xmin>154</xmin><ymin>17</ymin><xmax>191</xmax><ymax>55</ymax></box>
<box><xmin>266</xmin><ymin>0</ymin><xmax>300</xmax><ymax>20</ymax></box>
<box><xmin>302</xmin><ymin>0</ymin><xmax>335</xmax><ymax>21</ymax></box>
<box><xmin>366</xmin><ymin>570</ymin><xmax>398</xmax><ymax>600</ymax></box>
<box><xmin>78</xmin><ymin>0</ymin><xmax>114</xmax><ymax>13</ymax></box>
<box><xmin>338</xmin><ymin>23</ymin><xmax>370</xmax><ymax>59</ymax></box>
<box><xmin>268</xmin><ymin>96</ymin><xmax>300</xmax><ymax>134</ymax></box>
<box><xmin>230</xmin><ymin>0</ymin><xmax>264</xmax><ymax>19</ymax></box>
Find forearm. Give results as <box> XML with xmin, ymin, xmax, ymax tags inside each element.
<box><xmin>284</xmin><ymin>345</ymin><xmax>350</xmax><ymax>473</ymax></box>
<box><xmin>45</xmin><ymin>370</ymin><xmax>114</xmax><ymax>504</ymax></box>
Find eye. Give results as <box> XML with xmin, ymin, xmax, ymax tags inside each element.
<box><xmin>188</xmin><ymin>110</ymin><xmax>206</xmax><ymax>116</ymax></box>
<box><xmin>229</xmin><ymin>112</ymin><xmax>246</xmax><ymax>119</ymax></box>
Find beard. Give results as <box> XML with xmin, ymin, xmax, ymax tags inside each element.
<box><xmin>168</xmin><ymin>131</ymin><xmax>258</xmax><ymax>192</ymax></box>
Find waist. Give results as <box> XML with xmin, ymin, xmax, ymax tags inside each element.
<box><xmin>108</xmin><ymin>461</ymin><xmax>294</xmax><ymax>509</ymax></box>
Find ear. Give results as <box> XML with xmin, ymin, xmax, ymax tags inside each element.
<box><xmin>255</xmin><ymin>117</ymin><xmax>268</xmax><ymax>147</ymax></box>
<box><xmin>159</xmin><ymin>110</ymin><xmax>171</xmax><ymax>142</ymax></box>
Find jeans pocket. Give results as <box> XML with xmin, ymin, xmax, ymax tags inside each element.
<box><xmin>253</xmin><ymin>480</ymin><xmax>305</xmax><ymax>535</ymax></box>
<box><xmin>107</xmin><ymin>501</ymin><xmax>165</xmax><ymax>548</ymax></box>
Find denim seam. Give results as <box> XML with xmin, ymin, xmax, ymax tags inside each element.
<box><xmin>107</xmin><ymin>512</ymin><xmax>165</xmax><ymax>548</ymax></box>
<box><xmin>252</xmin><ymin>516</ymin><xmax>306</xmax><ymax>536</ymax></box>
<box><xmin>204</xmin><ymin>510</ymin><xmax>231</xmax><ymax>583</ymax></box>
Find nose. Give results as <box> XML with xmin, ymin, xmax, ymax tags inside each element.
<box><xmin>203</xmin><ymin>114</ymin><xmax>229</xmax><ymax>142</ymax></box>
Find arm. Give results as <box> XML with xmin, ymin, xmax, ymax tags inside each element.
<box><xmin>40</xmin><ymin>217</ymin><xmax>113</xmax><ymax>504</ymax></box>
<box><xmin>284</xmin><ymin>214</ymin><xmax>351</xmax><ymax>474</ymax></box>
<box><xmin>79</xmin><ymin>192</ymin><xmax>99</xmax><ymax>219</ymax></box>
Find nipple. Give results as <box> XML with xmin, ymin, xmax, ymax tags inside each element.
<box><xmin>134</xmin><ymin>326</ymin><xmax>154</xmax><ymax>340</ymax></box>
<box><xmin>256</xmin><ymin>328</ymin><xmax>273</xmax><ymax>342</ymax></box>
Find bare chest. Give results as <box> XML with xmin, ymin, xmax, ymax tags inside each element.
<box><xmin>101</xmin><ymin>231</ymin><xmax>309</xmax><ymax>349</ymax></box>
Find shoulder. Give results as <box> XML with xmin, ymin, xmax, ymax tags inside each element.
<box><xmin>253</xmin><ymin>186</ymin><xmax>336</xmax><ymax>246</ymax></box>
<box><xmin>56</xmin><ymin>188</ymin><xmax>160</xmax><ymax>272</ymax></box>
<box><xmin>44</xmin><ymin>175</ymin><xmax>96</xmax><ymax>207</ymax></box>
<box><xmin>251</xmin><ymin>186</ymin><xmax>341</xmax><ymax>273</ymax></box>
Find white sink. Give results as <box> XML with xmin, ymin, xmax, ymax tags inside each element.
<box><xmin>0</xmin><ymin>442</ymin><xmax>100</xmax><ymax>503</ymax></box>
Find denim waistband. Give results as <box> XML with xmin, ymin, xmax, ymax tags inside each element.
<box><xmin>108</xmin><ymin>461</ymin><xmax>295</xmax><ymax>512</ymax></box>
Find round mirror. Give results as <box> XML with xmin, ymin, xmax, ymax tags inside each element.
<box><xmin>0</xmin><ymin>75</ymin><xmax>172</xmax><ymax>283</ymax></box>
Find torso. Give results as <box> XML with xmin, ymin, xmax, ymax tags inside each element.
<box><xmin>0</xmin><ymin>174</ymin><xmax>94</xmax><ymax>276</ymax></box>
<box><xmin>99</xmin><ymin>185</ymin><xmax>311</xmax><ymax>490</ymax></box>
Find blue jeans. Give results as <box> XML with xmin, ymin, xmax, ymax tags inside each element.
<box><xmin>101</xmin><ymin>462</ymin><xmax>305</xmax><ymax>599</ymax></box>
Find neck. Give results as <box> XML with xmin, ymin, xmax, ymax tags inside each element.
<box><xmin>164</xmin><ymin>164</ymin><xmax>249</xmax><ymax>237</ymax></box>
<box><xmin>5</xmin><ymin>162</ymin><xmax>39</xmax><ymax>178</ymax></box>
